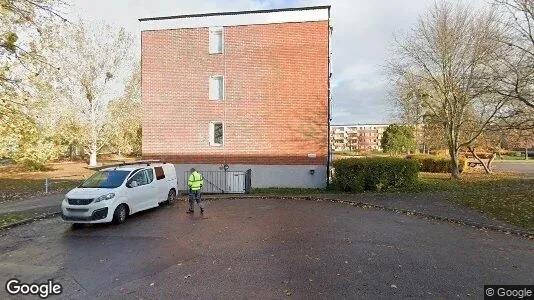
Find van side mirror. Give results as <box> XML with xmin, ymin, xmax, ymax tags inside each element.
<box><xmin>129</xmin><ymin>180</ymin><xmax>138</xmax><ymax>188</ymax></box>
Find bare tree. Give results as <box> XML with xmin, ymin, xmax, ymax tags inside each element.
<box><xmin>54</xmin><ymin>21</ymin><xmax>134</xmax><ymax>166</ymax></box>
<box><xmin>491</xmin><ymin>0</ymin><xmax>534</xmax><ymax>131</ymax></box>
<box><xmin>502</xmin><ymin>128</ymin><xmax>534</xmax><ymax>158</ymax></box>
<box><xmin>389</xmin><ymin>1</ymin><xmax>509</xmax><ymax>179</ymax></box>
<box><xmin>494</xmin><ymin>0</ymin><xmax>534</xmax><ymax>108</ymax></box>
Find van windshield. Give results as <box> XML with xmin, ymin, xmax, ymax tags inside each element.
<box><xmin>80</xmin><ymin>170</ymin><xmax>130</xmax><ymax>188</ymax></box>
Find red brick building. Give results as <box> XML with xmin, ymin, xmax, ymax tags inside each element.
<box><xmin>139</xmin><ymin>6</ymin><xmax>331</xmax><ymax>190</ymax></box>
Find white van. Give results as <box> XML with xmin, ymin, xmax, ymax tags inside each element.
<box><xmin>61</xmin><ymin>161</ymin><xmax>177</xmax><ymax>226</ymax></box>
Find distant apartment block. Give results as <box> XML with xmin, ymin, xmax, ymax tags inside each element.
<box><xmin>330</xmin><ymin>124</ymin><xmax>389</xmax><ymax>152</ymax></box>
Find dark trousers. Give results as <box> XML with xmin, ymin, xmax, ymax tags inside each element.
<box><xmin>189</xmin><ymin>190</ymin><xmax>204</xmax><ymax>211</ymax></box>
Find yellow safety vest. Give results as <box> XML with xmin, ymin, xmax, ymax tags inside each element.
<box><xmin>188</xmin><ymin>171</ymin><xmax>204</xmax><ymax>191</ymax></box>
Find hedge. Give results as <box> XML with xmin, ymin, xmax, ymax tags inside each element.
<box><xmin>332</xmin><ymin>157</ymin><xmax>419</xmax><ymax>192</ymax></box>
<box><xmin>407</xmin><ymin>155</ymin><xmax>467</xmax><ymax>173</ymax></box>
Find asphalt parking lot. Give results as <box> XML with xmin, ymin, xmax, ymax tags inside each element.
<box><xmin>0</xmin><ymin>198</ymin><xmax>533</xmax><ymax>299</ymax></box>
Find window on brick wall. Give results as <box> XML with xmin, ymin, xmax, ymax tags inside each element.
<box><xmin>210</xmin><ymin>122</ymin><xmax>224</xmax><ymax>146</ymax></box>
<box><xmin>209</xmin><ymin>27</ymin><xmax>223</xmax><ymax>54</ymax></box>
<box><xmin>209</xmin><ymin>76</ymin><xmax>224</xmax><ymax>100</ymax></box>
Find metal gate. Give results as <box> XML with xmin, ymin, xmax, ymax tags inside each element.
<box><xmin>184</xmin><ymin>170</ymin><xmax>251</xmax><ymax>194</ymax></box>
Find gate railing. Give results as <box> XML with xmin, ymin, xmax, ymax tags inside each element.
<box><xmin>183</xmin><ymin>170</ymin><xmax>251</xmax><ymax>194</ymax></box>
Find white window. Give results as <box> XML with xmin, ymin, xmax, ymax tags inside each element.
<box><xmin>210</xmin><ymin>122</ymin><xmax>224</xmax><ymax>146</ymax></box>
<box><xmin>209</xmin><ymin>27</ymin><xmax>223</xmax><ymax>54</ymax></box>
<box><xmin>209</xmin><ymin>76</ymin><xmax>224</xmax><ymax>100</ymax></box>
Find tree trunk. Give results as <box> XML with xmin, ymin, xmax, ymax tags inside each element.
<box><xmin>89</xmin><ymin>151</ymin><xmax>97</xmax><ymax>167</ymax></box>
<box><xmin>487</xmin><ymin>153</ymin><xmax>496</xmax><ymax>173</ymax></box>
<box><xmin>449</xmin><ymin>147</ymin><xmax>462</xmax><ymax>180</ymax></box>
<box><xmin>89</xmin><ymin>140</ymin><xmax>98</xmax><ymax>167</ymax></box>
<box><xmin>526</xmin><ymin>147</ymin><xmax>529</xmax><ymax>160</ymax></box>
<box><xmin>89</xmin><ymin>102</ymin><xmax>99</xmax><ymax>167</ymax></box>
<box><xmin>68</xmin><ymin>144</ymin><xmax>74</xmax><ymax>160</ymax></box>
<box><xmin>446</xmin><ymin>123</ymin><xmax>462</xmax><ymax>180</ymax></box>
<box><xmin>468</xmin><ymin>146</ymin><xmax>492</xmax><ymax>174</ymax></box>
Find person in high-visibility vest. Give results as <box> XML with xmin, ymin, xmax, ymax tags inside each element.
<box><xmin>187</xmin><ymin>168</ymin><xmax>204</xmax><ymax>214</ymax></box>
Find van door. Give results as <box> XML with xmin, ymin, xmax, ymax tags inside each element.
<box><xmin>126</xmin><ymin>169</ymin><xmax>156</xmax><ymax>212</ymax></box>
<box><xmin>154</xmin><ymin>166</ymin><xmax>168</xmax><ymax>203</ymax></box>
<box><xmin>145</xmin><ymin>168</ymin><xmax>158</xmax><ymax>207</ymax></box>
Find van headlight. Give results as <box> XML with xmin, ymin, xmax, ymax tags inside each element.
<box><xmin>94</xmin><ymin>193</ymin><xmax>115</xmax><ymax>203</ymax></box>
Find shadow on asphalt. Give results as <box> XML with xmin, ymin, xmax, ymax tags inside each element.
<box><xmin>64</xmin><ymin>203</ymin><xmax>181</xmax><ymax>233</ymax></box>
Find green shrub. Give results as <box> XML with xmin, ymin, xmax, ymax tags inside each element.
<box><xmin>332</xmin><ymin>157</ymin><xmax>419</xmax><ymax>192</ymax></box>
<box><xmin>503</xmin><ymin>151</ymin><xmax>522</xmax><ymax>157</ymax></box>
<box><xmin>14</xmin><ymin>140</ymin><xmax>59</xmax><ymax>171</ymax></box>
<box><xmin>407</xmin><ymin>155</ymin><xmax>467</xmax><ymax>173</ymax></box>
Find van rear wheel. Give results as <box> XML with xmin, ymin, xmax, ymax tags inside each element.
<box><xmin>165</xmin><ymin>189</ymin><xmax>176</xmax><ymax>205</ymax></box>
<box><xmin>112</xmin><ymin>204</ymin><xmax>128</xmax><ymax>224</ymax></box>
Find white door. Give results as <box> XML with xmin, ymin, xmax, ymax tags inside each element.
<box><xmin>144</xmin><ymin>168</ymin><xmax>159</xmax><ymax>206</ymax></box>
<box><xmin>126</xmin><ymin>169</ymin><xmax>156</xmax><ymax>212</ymax></box>
<box><xmin>226</xmin><ymin>172</ymin><xmax>245</xmax><ymax>193</ymax></box>
<box><xmin>154</xmin><ymin>166</ymin><xmax>169</xmax><ymax>202</ymax></box>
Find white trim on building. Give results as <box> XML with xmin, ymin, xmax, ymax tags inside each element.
<box><xmin>139</xmin><ymin>7</ymin><xmax>329</xmax><ymax>31</ymax></box>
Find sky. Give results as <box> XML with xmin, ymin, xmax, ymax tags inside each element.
<box><xmin>68</xmin><ymin>0</ymin><xmax>436</xmax><ymax>125</ymax></box>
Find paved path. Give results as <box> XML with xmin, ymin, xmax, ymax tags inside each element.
<box><xmin>0</xmin><ymin>193</ymin><xmax>63</xmax><ymax>216</ymax></box>
<box><xmin>493</xmin><ymin>161</ymin><xmax>534</xmax><ymax>178</ymax></box>
<box><xmin>332</xmin><ymin>192</ymin><xmax>529</xmax><ymax>233</ymax></box>
<box><xmin>0</xmin><ymin>198</ymin><xmax>532</xmax><ymax>299</ymax></box>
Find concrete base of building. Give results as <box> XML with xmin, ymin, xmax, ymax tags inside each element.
<box><xmin>174</xmin><ymin>164</ymin><xmax>327</xmax><ymax>190</ymax></box>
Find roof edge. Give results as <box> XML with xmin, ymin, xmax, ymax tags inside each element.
<box><xmin>139</xmin><ymin>5</ymin><xmax>331</xmax><ymax>22</ymax></box>
<box><xmin>331</xmin><ymin>124</ymin><xmax>391</xmax><ymax>127</ymax></box>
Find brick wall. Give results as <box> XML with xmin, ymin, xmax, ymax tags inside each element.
<box><xmin>141</xmin><ymin>21</ymin><xmax>329</xmax><ymax>165</ymax></box>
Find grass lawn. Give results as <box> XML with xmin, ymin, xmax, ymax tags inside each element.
<box><xmin>251</xmin><ymin>187</ymin><xmax>340</xmax><ymax>196</ymax></box>
<box><xmin>0</xmin><ymin>162</ymin><xmax>95</xmax><ymax>203</ymax></box>
<box><xmin>0</xmin><ymin>160</ymin><xmax>129</xmax><ymax>203</ymax></box>
<box><xmin>406</xmin><ymin>173</ymin><xmax>534</xmax><ymax>231</ymax></box>
<box><xmin>495</xmin><ymin>155</ymin><xmax>532</xmax><ymax>161</ymax></box>
<box><xmin>446</xmin><ymin>179</ymin><xmax>533</xmax><ymax>231</ymax></box>
<box><xmin>494</xmin><ymin>159</ymin><xmax>534</xmax><ymax>163</ymax></box>
<box><xmin>0</xmin><ymin>213</ymin><xmax>30</xmax><ymax>229</ymax></box>
<box><xmin>0</xmin><ymin>157</ymin><xmax>141</xmax><ymax>203</ymax></box>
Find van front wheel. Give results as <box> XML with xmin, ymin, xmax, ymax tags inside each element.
<box><xmin>112</xmin><ymin>204</ymin><xmax>128</xmax><ymax>224</ymax></box>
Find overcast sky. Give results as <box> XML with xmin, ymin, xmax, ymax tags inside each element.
<box><xmin>69</xmin><ymin>0</ymin><xmax>437</xmax><ymax>125</ymax></box>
